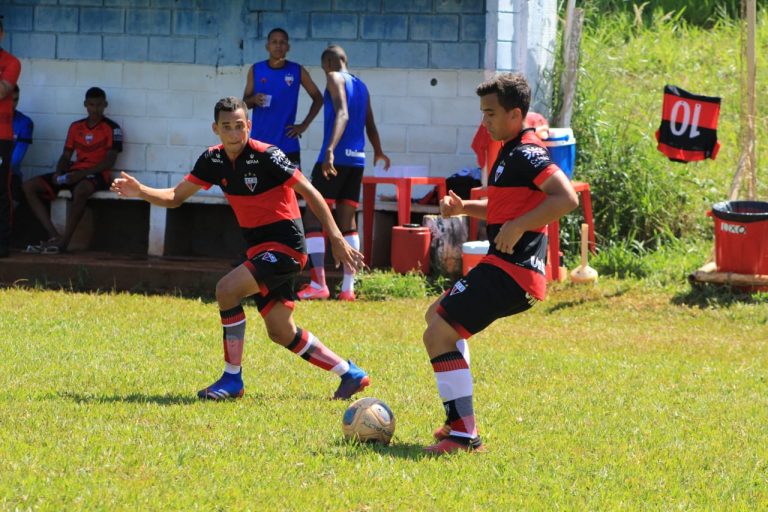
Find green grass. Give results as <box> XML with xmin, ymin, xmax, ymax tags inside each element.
<box><xmin>2</xmin><ymin>284</ymin><xmax>767</xmax><ymax>510</ymax></box>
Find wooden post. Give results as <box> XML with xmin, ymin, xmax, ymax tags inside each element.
<box><xmin>555</xmin><ymin>5</ymin><xmax>584</xmax><ymax>128</ymax></box>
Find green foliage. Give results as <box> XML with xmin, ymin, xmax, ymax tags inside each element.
<box><xmin>569</xmin><ymin>0</ymin><xmax>766</xmax><ymax>27</ymax></box>
<box><xmin>2</xmin><ymin>287</ymin><xmax>768</xmax><ymax>509</ymax></box>
<box><xmin>556</xmin><ymin>7</ymin><xmax>768</xmax><ymax>265</ymax></box>
<box><xmin>354</xmin><ymin>269</ymin><xmax>430</xmax><ymax>300</ymax></box>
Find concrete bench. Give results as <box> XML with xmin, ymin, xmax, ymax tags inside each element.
<box><xmin>51</xmin><ymin>190</ymin><xmax>440</xmax><ymax>259</ymax></box>
<box><xmin>52</xmin><ymin>189</ymin><xmax>229</xmax><ymax>256</ymax></box>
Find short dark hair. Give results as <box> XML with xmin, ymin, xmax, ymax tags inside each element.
<box><xmin>267</xmin><ymin>27</ymin><xmax>289</xmax><ymax>41</ymax></box>
<box><xmin>85</xmin><ymin>87</ymin><xmax>107</xmax><ymax>100</ymax></box>
<box><xmin>476</xmin><ymin>72</ymin><xmax>531</xmax><ymax>116</ymax></box>
<box><xmin>214</xmin><ymin>96</ymin><xmax>248</xmax><ymax>122</ymax></box>
<box><xmin>322</xmin><ymin>45</ymin><xmax>347</xmax><ymax>64</ymax></box>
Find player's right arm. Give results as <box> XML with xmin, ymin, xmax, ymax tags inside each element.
<box><xmin>321</xmin><ymin>71</ymin><xmax>349</xmax><ymax>178</ymax></box>
<box><xmin>440</xmin><ymin>189</ymin><xmax>488</xmax><ymax>220</ymax></box>
<box><xmin>111</xmin><ymin>171</ymin><xmax>200</xmax><ymax>208</ymax></box>
<box><xmin>242</xmin><ymin>64</ymin><xmax>267</xmax><ymax>109</ymax></box>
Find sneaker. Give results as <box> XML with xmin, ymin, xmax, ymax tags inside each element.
<box><xmin>433</xmin><ymin>423</ymin><xmax>451</xmax><ymax>441</ymax></box>
<box><xmin>333</xmin><ymin>360</ymin><xmax>370</xmax><ymax>399</ymax></box>
<box><xmin>424</xmin><ymin>435</ymin><xmax>485</xmax><ymax>455</ymax></box>
<box><xmin>197</xmin><ymin>371</ymin><xmax>244</xmax><ymax>400</ymax></box>
<box><xmin>297</xmin><ymin>283</ymin><xmax>330</xmax><ymax>300</ymax></box>
<box><xmin>337</xmin><ymin>290</ymin><xmax>356</xmax><ymax>301</ymax></box>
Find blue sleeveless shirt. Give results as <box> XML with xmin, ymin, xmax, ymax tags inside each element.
<box><xmin>249</xmin><ymin>60</ymin><xmax>301</xmax><ymax>154</ymax></box>
<box><xmin>317</xmin><ymin>71</ymin><xmax>369</xmax><ymax>168</ymax></box>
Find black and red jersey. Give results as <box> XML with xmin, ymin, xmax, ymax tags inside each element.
<box><xmin>0</xmin><ymin>49</ymin><xmax>21</xmax><ymax>141</ymax></box>
<box><xmin>185</xmin><ymin>139</ymin><xmax>306</xmax><ymax>265</ymax></box>
<box><xmin>65</xmin><ymin>117</ymin><xmax>123</xmax><ymax>182</ymax></box>
<box><xmin>483</xmin><ymin>128</ymin><xmax>560</xmax><ymax>300</ymax></box>
<box><xmin>655</xmin><ymin>85</ymin><xmax>721</xmax><ymax>162</ymax></box>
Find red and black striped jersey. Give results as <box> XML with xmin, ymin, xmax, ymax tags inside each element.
<box><xmin>655</xmin><ymin>85</ymin><xmax>721</xmax><ymax>162</ymax></box>
<box><xmin>483</xmin><ymin>128</ymin><xmax>560</xmax><ymax>300</ymax></box>
<box><xmin>185</xmin><ymin>139</ymin><xmax>306</xmax><ymax>264</ymax></box>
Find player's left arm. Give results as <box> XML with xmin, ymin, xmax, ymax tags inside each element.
<box><xmin>286</xmin><ymin>66</ymin><xmax>323</xmax><ymax>139</ymax></box>
<box><xmin>292</xmin><ymin>173</ymin><xmax>364</xmax><ymax>272</ymax></box>
<box><xmin>364</xmin><ymin>96</ymin><xmax>390</xmax><ymax>170</ymax></box>
<box><xmin>494</xmin><ymin>171</ymin><xmax>578</xmax><ymax>254</ymax></box>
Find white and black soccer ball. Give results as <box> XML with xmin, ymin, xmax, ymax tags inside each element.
<box><xmin>342</xmin><ymin>397</ymin><xmax>395</xmax><ymax>445</ymax></box>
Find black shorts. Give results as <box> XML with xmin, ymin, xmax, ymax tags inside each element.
<box><xmin>437</xmin><ymin>263</ymin><xmax>538</xmax><ymax>339</ymax></box>
<box><xmin>243</xmin><ymin>250</ymin><xmax>302</xmax><ymax>316</ymax></box>
<box><xmin>310</xmin><ymin>163</ymin><xmax>363</xmax><ymax>207</ymax></box>
<box><xmin>38</xmin><ymin>171</ymin><xmax>111</xmax><ymax>200</ymax></box>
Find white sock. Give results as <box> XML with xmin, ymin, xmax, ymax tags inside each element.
<box><xmin>224</xmin><ymin>363</ymin><xmax>241</xmax><ymax>375</ymax></box>
<box><xmin>342</xmin><ymin>232</ymin><xmax>360</xmax><ymax>292</ymax></box>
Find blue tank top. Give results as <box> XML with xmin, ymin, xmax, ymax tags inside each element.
<box><xmin>317</xmin><ymin>71</ymin><xmax>368</xmax><ymax>167</ymax></box>
<box><xmin>249</xmin><ymin>60</ymin><xmax>301</xmax><ymax>154</ymax></box>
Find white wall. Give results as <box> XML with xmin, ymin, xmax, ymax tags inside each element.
<box><xmin>17</xmin><ymin>59</ymin><xmax>484</xmax><ymax>192</ymax></box>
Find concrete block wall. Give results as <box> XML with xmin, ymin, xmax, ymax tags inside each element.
<box><xmin>16</xmin><ymin>58</ymin><xmax>484</xmax><ymax>188</ymax></box>
<box><xmin>4</xmin><ymin>0</ymin><xmax>556</xmax><ymax>188</ymax></box>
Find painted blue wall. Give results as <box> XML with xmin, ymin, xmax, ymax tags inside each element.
<box><xmin>2</xmin><ymin>0</ymin><xmax>485</xmax><ymax>69</ymax></box>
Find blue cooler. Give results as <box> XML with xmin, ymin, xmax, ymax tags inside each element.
<box><xmin>544</xmin><ymin>127</ymin><xmax>576</xmax><ymax>179</ymax></box>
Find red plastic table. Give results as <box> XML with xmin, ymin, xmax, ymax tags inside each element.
<box><xmin>467</xmin><ymin>181</ymin><xmax>595</xmax><ymax>282</ymax></box>
<box><xmin>361</xmin><ymin>176</ymin><xmax>447</xmax><ymax>266</ymax></box>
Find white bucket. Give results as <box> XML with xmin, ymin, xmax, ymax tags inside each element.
<box><xmin>461</xmin><ymin>240</ymin><xmax>490</xmax><ymax>275</ymax></box>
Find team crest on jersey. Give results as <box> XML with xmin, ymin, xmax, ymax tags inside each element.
<box><xmin>244</xmin><ymin>173</ymin><xmax>258</xmax><ymax>192</ymax></box>
<box><xmin>449</xmin><ymin>280</ymin><xmax>467</xmax><ymax>296</ymax></box>
<box><xmin>521</xmin><ymin>145</ymin><xmax>549</xmax><ymax>168</ymax></box>
<box><xmin>284</xmin><ymin>73</ymin><xmax>295</xmax><ymax>86</ymax></box>
<box><xmin>85</xmin><ymin>133</ymin><xmax>94</xmax><ymax>144</ymax></box>
<box><xmin>261</xmin><ymin>252</ymin><xmax>278</xmax><ymax>263</ymax></box>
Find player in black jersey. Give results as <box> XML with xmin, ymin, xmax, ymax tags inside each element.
<box><xmin>111</xmin><ymin>97</ymin><xmax>370</xmax><ymax>401</ymax></box>
<box><xmin>423</xmin><ymin>73</ymin><xmax>579</xmax><ymax>454</ymax></box>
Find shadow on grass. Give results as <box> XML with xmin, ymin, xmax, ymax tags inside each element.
<box><xmin>333</xmin><ymin>439</ymin><xmax>433</xmax><ymax>460</ymax></box>
<box><xmin>55</xmin><ymin>390</ymin><xmax>324</xmax><ymax>405</ymax></box>
<box><xmin>58</xmin><ymin>391</ymin><xmax>200</xmax><ymax>405</ymax></box>
<box><xmin>545</xmin><ymin>287</ymin><xmax>629</xmax><ymax>313</ymax></box>
<box><xmin>673</xmin><ymin>283</ymin><xmax>768</xmax><ymax>308</ymax></box>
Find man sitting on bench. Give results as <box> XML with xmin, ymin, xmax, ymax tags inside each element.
<box><xmin>23</xmin><ymin>86</ymin><xmax>122</xmax><ymax>254</ymax></box>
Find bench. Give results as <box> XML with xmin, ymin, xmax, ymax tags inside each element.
<box><xmin>52</xmin><ymin>189</ymin><xmax>229</xmax><ymax>256</ymax></box>
<box><xmin>52</xmin><ymin>189</ymin><xmax>438</xmax><ymax>259</ymax></box>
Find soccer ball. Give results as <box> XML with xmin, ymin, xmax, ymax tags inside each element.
<box><xmin>342</xmin><ymin>397</ymin><xmax>395</xmax><ymax>445</ymax></box>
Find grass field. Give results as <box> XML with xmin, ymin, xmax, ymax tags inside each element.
<box><xmin>1</xmin><ymin>282</ymin><xmax>767</xmax><ymax>510</ymax></box>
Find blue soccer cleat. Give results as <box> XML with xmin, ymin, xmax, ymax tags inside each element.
<box><xmin>333</xmin><ymin>360</ymin><xmax>370</xmax><ymax>400</ymax></box>
<box><xmin>197</xmin><ymin>370</ymin><xmax>244</xmax><ymax>400</ymax></box>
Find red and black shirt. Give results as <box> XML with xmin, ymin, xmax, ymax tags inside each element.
<box><xmin>65</xmin><ymin>117</ymin><xmax>123</xmax><ymax>182</ymax></box>
<box><xmin>185</xmin><ymin>139</ymin><xmax>306</xmax><ymax>266</ymax></box>
<box><xmin>483</xmin><ymin>128</ymin><xmax>560</xmax><ymax>300</ymax></box>
<box><xmin>0</xmin><ymin>48</ymin><xmax>22</xmax><ymax>141</ymax></box>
